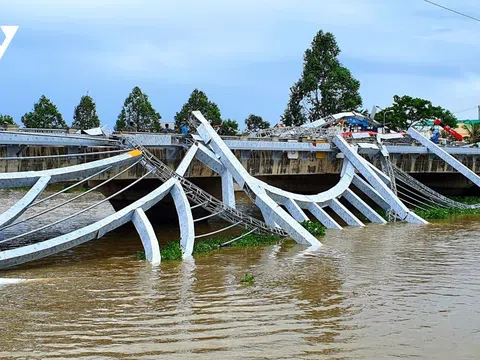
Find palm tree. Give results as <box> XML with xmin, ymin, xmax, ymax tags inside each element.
<box><xmin>463</xmin><ymin>123</ymin><xmax>480</xmax><ymax>144</ymax></box>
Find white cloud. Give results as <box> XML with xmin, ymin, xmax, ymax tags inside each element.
<box><xmin>2</xmin><ymin>0</ymin><xmax>480</xmax><ymax>120</ymax></box>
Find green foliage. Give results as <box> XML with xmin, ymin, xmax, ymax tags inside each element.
<box><xmin>240</xmin><ymin>272</ymin><xmax>255</xmax><ymax>285</ymax></box>
<box><xmin>160</xmin><ymin>241</ymin><xmax>183</xmax><ymax>261</ymax></box>
<box><xmin>22</xmin><ymin>95</ymin><xmax>66</xmax><ymax>129</ymax></box>
<box><xmin>300</xmin><ymin>220</ymin><xmax>326</xmax><ymax>236</ymax></box>
<box><xmin>219</xmin><ymin>118</ymin><xmax>239</xmax><ymax>136</ymax></box>
<box><xmin>155</xmin><ymin>234</ymin><xmax>282</xmax><ymax>263</ymax></box>
<box><xmin>73</xmin><ymin>95</ymin><xmax>100</xmax><ymax>129</ymax></box>
<box><xmin>193</xmin><ymin>233</ymin><xmax>281</xmax><ymax>255</ymax></box>
<box><xmin>136</xmin><ymin>250</ymin><xmax>146</xmax><ymax>260</ymax></box>
<box><xmin>283</xmin><ymin>82</ymin><xmax>308</xmax><ymax>127</ymax></box>
<box><xmin>115</xmin><ymin>86</ymin><xmax>162</xmax><ymax>132</ymax></box>
<box><xmin>175</xmin><ymin>89</ymin><xmax>222</xmax><ymax>128</ymax></box>
<box><xmin>463</xmin><ymin>123</ymin><xmax>480</xmax><ymax>144</ymax></box>
<box><xmin>415</xmin><ymin>206</ymin><xmax>480</xmax><ymax>220</ymax></box>
<box><xmin>231</xmin><ymin>234</ymin><xmax>281</xmax><ymax>247</ymax></box>
<box><xmin>245</xmin><ymin>114</ymin><xmax>270</xmax><ymax>132</ymax></box>
<box><xmin>450</xmin><ymin>196</ymin><xmax>480</xmax><ymax>205</ymax></box>
<box><xmin>375</xmin><ymin>95</ymin><xmax>457</xmax><ymax>131</ymax></box>
<box><xmin>282</xmin><ymin>30</ymin><xmax>362</xmax><ymax>126</ymax></box>
<box><xmin>0</xmin><ymin>114</ymin><xmax>16</xmax><ymax>126</ymax></box>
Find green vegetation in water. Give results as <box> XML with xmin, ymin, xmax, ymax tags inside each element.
<box><xmin>137</xmin><ymin>221</ymin><xmax>325</xmax><ymax>263</ymax></box>
<box><xmin>415</xmin><ymin>206</ymin><xmax>480</xmax><ymax>220</ymax></box>
<box><xmin>193</xmin><ymin>233</ymin><xmax>282</xmax><ymax>255</ymax></box>
<box><xmin>240</xmin><ymin>272</ymin><xmax>255</xmax><ymax>285</ymax></box>
<box><xmin>160</xmin><ymin>241</ymin><xmax>183</xmax><ymax>261</ymax></box>
<box><xmin>137</xmin><ymin>233</ymin><xmax>283</xmax><ymax>262</ymax></box>
<box><xmin>300</xmin><ymin>220</ymin><xmax>326</xmax><ymax>236</ymax></box>
<box><xmin>136</xmin><ymin>250</ymin><xmax>146</xmax><ymax>260</ymax></box>
<box><xmin>448</xmin><ymin>196</ymin><xmax>480</xmax><ymax>205</ymax></box>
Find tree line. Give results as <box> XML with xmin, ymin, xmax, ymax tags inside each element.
<box><xmin>0</xmin><ymin>87</ymin><xmax>271</xmax><ymax>136</ymax></box>
<box><xmin>0</xmin><ymin>30</ymin><xmax>457</xmax><ymax>134</ymax></box>
<box><xmin>280</xmin><ymin>30</ymin><xmax>457</xmax><ymax>130</ymax></box>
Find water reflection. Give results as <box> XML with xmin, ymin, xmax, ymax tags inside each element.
<box><xmin>1</xmin><ymin>191</ymin><xmax>480</xmax><ymax>358</ymax></box>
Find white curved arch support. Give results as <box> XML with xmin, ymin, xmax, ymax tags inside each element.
<box><xmin>259</xmin><ymin>207</ymin><xmax>280</xmax><ymax>228</ymax></box>
<box><xmin>255</xmin><ymin>193</ymin><xmax>320</xmax><ymax>246</ymax></box>
<box><xmin>0</xmin><ymin>176</ymin><xmax>51</xmax><ymax>227</ymax></box>
<box><xmin>0</xmin><ymin>178</ymin><xmax>175</xmax><ymax>270</ymax></box>
<box><xmin>193</xmin><ymin>111</ymin><xmax>321</xmax><ymax>247</ymax></box>
<box><xmin>333</xmin><ymin>135</ymin><xmax>427</xmax><ymax>224</ymax></box>
<box><xmin>328</xmin><ymin>198</ymin><xmax>364</xmax><ymax>227</ymax></box>
<box><xmin>283</xmin><ymin>198</ymin><xmax>309</xmax><ymax>222</ymax></box>
<box><xmin>249</xmin><ymin>159</ymin><xmax>355</xmax><ymax>207</ymax></box>
<box><xmin>196</xmin><ymin>140</ymin><xmax>358</xmax><ymax>222</ymax></box>
<box><xmin>408</xmin><ymin>127</ymin><xmax>480</xmax><ymax>187</ymax></box>
<box><xmin>221</xmin><ymin>171</ymin><xmax>236</xmax><ymax>209</ymax></box>
<box><xmin>307</xmin><ymin>203</ymin><xmax>342</xmax><ymax>230</ymax></box>
<box><xmin>0</xmin><ymin>150</ymin><xmax>141</xmax><ymax>188</ymax></box>
<box><xmin>352</xmin><ymin>175</ymin><xmax>390</xmax><ymax>211</ymax></box>
<box><xmin>196</xmin><ymin>143</ymin><xmax>226</xmax><ymax>174</ymax></box>
<box><xmin>132</xmin><ymin>208</ymin><xmax>161</xmax><ymax>265</ymax></box>
<box><xmin>171</xmin><ymin>181</ymin><xmax>195</xmax><ymax>259</ymax></box>
<box><xmin>342</xmin><ymin>189</ymin><xmax>387</xmax><ymax>224</ymax></box>
<box><xmin>190</xmin><ymin>144</ymin><xmax>236</xmax><ymax>208</ymax></box>
<box><xmin>175</xmin><ymin>144</ymin><xmax>198</xmax><ymax>177</ymax></box>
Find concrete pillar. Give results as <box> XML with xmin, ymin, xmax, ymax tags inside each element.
<box><xmin>132</xmin><ymin>208</ymin><xmax>161</xmax><ymax>266</ymax></box>
<box><xmin>221</xmin><ymin>171</ymin><xmax>236</xmax><ymax>209</ymax></box>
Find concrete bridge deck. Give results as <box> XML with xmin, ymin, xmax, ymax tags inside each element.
<box><xmin>1</xmin><ymin>131</ymin><xmax>480</xmax><ymax>195</ymax></box>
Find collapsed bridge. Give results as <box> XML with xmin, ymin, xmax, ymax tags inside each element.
<box><xmin>1</xmin><ymin>111</ymin><xmax>479</xmax><ymax>270</ymax></box>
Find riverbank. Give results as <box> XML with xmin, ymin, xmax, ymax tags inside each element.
<box><xmin>138</xmin><ymin>221</ymin><xmax>326</xmax><ymax>261</ymax></box>
<box><xmin>414</xmin><ymin>196</ymin><xmax>480</xmax><ymax>220</ymax></box>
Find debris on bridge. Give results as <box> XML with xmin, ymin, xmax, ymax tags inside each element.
<box><xmin>1</xmin><ymin>111</ymin><xmax>480</xmax><ymax>270</ymax></box>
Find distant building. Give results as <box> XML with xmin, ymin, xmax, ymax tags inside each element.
<box><xmin>454</xmin><ymin>119</ymin><xmax>480</xmax><ymax>139</ymax></box>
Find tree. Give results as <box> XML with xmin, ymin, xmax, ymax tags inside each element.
<box><xmin>375</xmin><ymin>95</ymin><xmax>457</xmax><ymax>131</ymax></box>
<box><xmin>0</xmin><ymin>114</ymin><xmax>16</xmax><ymax>126</ymax></box>
<box><xmin>245</xmin><ymin>114</ymin><xmax>270</xmax><ymax>132</ymax></box>
<box><xmin>282</xmin><ymin>30</ymin><xmax>362</xmax><ymax>126</ymax></box>
<box><xmin>219</xmin><ymin>119</ymin><xmax>239</xmax><ymax>136</ymax></box>
<box><xmin>22</xmin><ymin>95</ymin><xmax>66</xmax><ymax>129</ymax></box>
<box><xmin>464</xmin><ymin>123</ymin><xmax>480</xmax><ymax>144</ymax></box>
<box><xmin>115</xmin><ymin>87</ymin><xmax>162</xmax><ymax>132</ymax></box>
<box><xmin>72</xmin><ymin>95</ymin><xmax>100</xmax><ymax>129</ymax></box>
<box><xmin>175</xmin><ymin>89</ymin><xmax>222</xmax><ymax>128</ymax></box>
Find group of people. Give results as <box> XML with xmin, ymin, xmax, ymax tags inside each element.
<box><xmin>160</xmin><ymin>123</ymin><xmax>189</xmax><ymax>135</ymax></box>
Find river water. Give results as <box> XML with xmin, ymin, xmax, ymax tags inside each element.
<box><xmin>0</xmin><ymin>191</ymin><xmax>480</xmax><ymax>359</ymax></box>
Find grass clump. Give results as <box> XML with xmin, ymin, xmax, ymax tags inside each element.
<box><xmin>136</xmin><ymin>250</ymin><xmax>146</xmax><ymax>260</ymax></box>
<box><xmin>240</xmin><ymin>272</ymin><xmax>255</xmax><ymax>285</ymax></box>
<box><xmin>415</xmin><ymin>206</ymin><xmax>480</xmax><ymax>220</ymax></box>
<box><xmin>193</xmin><ymin>233</ymin><xmax>281</xmax><ymax>254</ymax></box>
<box><xmin>300</xmin><ymin>220</ymin><xmax>326</xmax><ymax>236</ymax></box>
<box><xmin>145</xmin><ymin>233</ymin><xmax>283</xmax><ymax>263</ymax></box>
<box><xmin>160</xmin><ymin>241</ymin><xmax>183</xmax><ymax>261</ymax></box>
<box><xmin>449</xmin><ymin>196</ymin><xmax>480</xmax><ymax>205</ymax></box>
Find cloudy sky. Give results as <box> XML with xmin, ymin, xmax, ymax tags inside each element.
<box><xmin>1</xmin><ymin>0</ymin><xmax>479</xmax><ymax>128</ymax></box>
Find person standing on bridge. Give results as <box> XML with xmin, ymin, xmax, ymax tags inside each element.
<box><xmin>181</xmin><ymin>124</ymin><xmax>189</xmax><ymax>136</ymax></box>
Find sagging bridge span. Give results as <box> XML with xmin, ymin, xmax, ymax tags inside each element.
<box><xmin>1</xmin><ymin>112</ymin><xmax>480</xmax><ymax>269</ymax></box>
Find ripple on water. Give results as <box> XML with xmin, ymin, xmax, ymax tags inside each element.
<box><xmin>1</xmin><ymin>193</ymin><xmax>480</xmax><ymax>358</ymax></box>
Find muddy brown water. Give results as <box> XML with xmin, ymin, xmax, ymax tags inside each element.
<box><xmin>0</xmin><ymin>190</ymin><xmax>480</xmax><ymax>359</ymax></box>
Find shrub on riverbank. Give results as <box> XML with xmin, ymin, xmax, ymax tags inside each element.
<box><xmin>415</xmin><ymin>206</ymin><xmax>480</xmax><ymax>220</ymax></box>
<box><xmin>300</xmin><ymin>221</ymin><xmax>326</xmax><ymax>236</ymax></box>
<box><xmin>144</xmin><ymin>233</ymin><xmax>283</xmax><ymax>262</ymax></box>
<box><xmin>138</xmin><ymin>221</ymin><xmax>325</xmax><ymax>262</ymax></box>
<box><xmin>160</xmin><ymin>241</ymin><xmax>183</xmax><ymax>261</ymax></box>
<box><xmin>449</xmin><ymin>196</ymin><xmax>480</xmax><ymax>205</ymax></box>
